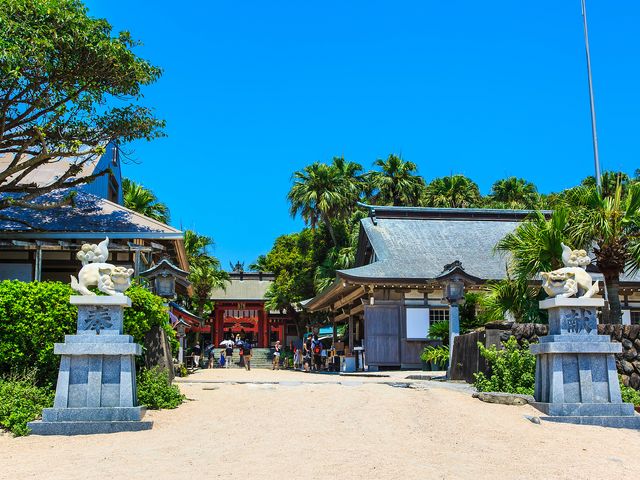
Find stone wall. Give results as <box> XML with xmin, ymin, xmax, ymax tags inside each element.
<box><xmin>499</xmin><ymin>323</ymin><xmax>640</xmax><ymax>390</ymax></box>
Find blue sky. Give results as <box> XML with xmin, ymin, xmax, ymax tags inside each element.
<box><xmin>85</xmin><ymin>1</ymin><xmax>640</xmax><ymax>267</ymax></box>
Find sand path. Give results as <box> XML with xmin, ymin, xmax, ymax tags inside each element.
<box><xmin>1</xmin><ymin>369</ymin><xmax>639</xmax><ymax>480</ymax></box>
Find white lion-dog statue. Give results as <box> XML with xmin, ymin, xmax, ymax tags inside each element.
<box><xmin>540</xmin><ymin>243</ymin><xmax>599</xmax><ymax>299</ymax></box>
<box><xmin>70</xmin><ymin>237</ymin><xmax>133</xmax><ymax>296</ymax></box>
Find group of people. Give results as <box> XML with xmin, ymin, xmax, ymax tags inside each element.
<box><xmin>191</xmin><ymin>334</ymin><xmax>328</xmax><ymax>373</ymax></box>
<box><xmin>190</xmin><ymin>339</ymin><xmax>253</xmax><ymax>370</ymax></box>
<box><xmin>293</xmin><ymin>334</ymin><xmax>325</xmax><ymax>372</ymax></box>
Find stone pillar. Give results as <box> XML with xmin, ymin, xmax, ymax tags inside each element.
<box><xmin>28</xmin><ymin>296</ymin><xmax>152</xmax><ymax>435</ymax></box>
<box><xmin>531</xmin><ymin>297</ymin><xmax>640</xmax><ymax>429</ymax></box>
<box><xmin>448</xmin><ymin>304</ymin><xmax>460</xmax><ymax>356</ymax></box>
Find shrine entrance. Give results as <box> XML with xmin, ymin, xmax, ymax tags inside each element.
<box><xmin>213</xmin><ymin>301</ymin><xmax>267</xmax><ymax>347</ymax></box>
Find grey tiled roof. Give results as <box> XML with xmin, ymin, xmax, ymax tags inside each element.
<box><xmin>0</xmin><ymin>190</ymin><xmax>181</xmax><ymax>238</ymax></box>
<box><xmin>338</xmin><ymin>217</ymin><xmax>517</xmax><ymax>282</ymax></box>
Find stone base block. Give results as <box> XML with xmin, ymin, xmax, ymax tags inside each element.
<box><xmin>42</xmin><ymin>406</ymin><xmax>146</xmax><ymax>422</ymax></box>
<box><xmin>28</xmin><ymin>419</ymin><xmax>153</xmax><ymax>435</ymax></box>
<box><xmin>532</xmin><ymin>402</ymin><xmax>635</xmax><ymax>417</ymax></box>
<box><xmin>540</xmin><ymin>415</ymin><xmax>640</xmax><ymax>429</ymax></box>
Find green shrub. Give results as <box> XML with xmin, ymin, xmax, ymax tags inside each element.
<box><xmin>125</xmin><ymin>284</ymin><xmax>178</xmax><ymax>355</ymax></box>
<box><xmin>428</xmin><ymin>321</ymin><xmax>449</xmax><ymax>344</ymax></box>
<box><xmin>0</xmin><ymin>280</ymin><xmax>177</xmax><ymax>386</ymax></box>
<box><xmin>0</xmin><ymin>281</ymin><xmax>77</xmax><ymax>385</ymax></box>
<box><xmin>137</xmin><ymin>367</ymin><xmax>185</xmax><ymax>409</ymax></box>
<box><xmin>620</xmin><ymin>377</ymin><xmax>640</xmax><ymax>407</ymax></box>
<box><xmin>420</xmin><ymin>345</ymin><xmax>449</xmax><ymax>368</ymax></box>
<box><xmin>0</xmin><ymin>372</ymin><xmax>54</xmax><ymax>436</ymax></box>
<box><xmin>473</xmin><ymin>336</ymin><xmax>535</xmax><ymax>395</ymax></box>
<box><xmin>175</xmin><ymin>363</ymin><xmax>188</xmax><ymax>377</ymax></box>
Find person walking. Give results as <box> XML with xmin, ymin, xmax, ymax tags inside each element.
<box><xmin>243</xmin><ymin>340</ymin><xmax>252</xmax><ymax>371</ymax></box>
<box><xmin>272</xmin><ymin>341</ymin><xmax>281</xmax><ymax>370</ymax></box>
<box><xmin>208</xmin><ymin>347</ymin><xmax>216</xmax><ymax>369</ymax></box>
<box><xmin>192</xmin><ymin>342</ymin><xmax>201</xmax><ymax>369</ymax></box>
<box><xmin>303</xmin><ymin>335</ymin><xmax>312</xmax><ymax>373</ymax></box>
<box><xmin>311</xmin><ymin>335</ymin><xmax>323</xmax><ymax>372</ymax></box>
<box><xmin>293</xmin><ymin>348</ymin><xmax>301</xmax><ymax>371</ymax></box>
<box><xmin>225</xmin><ymin>344</ymin><xmax>234</xmax><ymax>369</ymax></box>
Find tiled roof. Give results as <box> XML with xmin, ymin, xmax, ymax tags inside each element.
<box><xmin>338</xmin><ymin>216</ymin><xmax>517</xmax><ymax>282</ymax></box>
<box><xmin>0</xmin><ymin>190</ymin><xmax>181</xmax><ymax>239</ymax></box>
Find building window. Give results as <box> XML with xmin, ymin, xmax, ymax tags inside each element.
<box><xmin>631</xmin><ymin>311</ymin><xmax>640</xmax><ymax>325</ymax></box>
<box><xmin>108</xmin><ymin>174</ymin><xmax>119</xmax><ymax>203</ymax></box>
<box><xmin>429</xmin><ymin>308</ymin><xmax>449</xmax><ymax>324</ymax></box>
<box><xmin>406</xmin><ymin>308</ymin><xmax>429</xmax><ymax>340</ymax></box>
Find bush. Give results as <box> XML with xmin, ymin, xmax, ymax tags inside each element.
<box><xmin>0</xmin><ymin>372</ymin><xmax>54</xmax><ymax>436</ymax></box>
<box><xmin>0</xmin><ymin>280</ymin><xmax>177</xmax><ymax>386</ymax></box>
<box><xmin>420</xmin><ymin>345</ymin><xmax>449</xmax><ymax>368</ymax></box>
<box><xmin>137</xmin><ymin>367</ymin><xmax>185</xmax><ymax>409</ymax></box>
<box><xmin>125</xmin><ymin>284</ymin><xmax>178</xmax><ymax>355</ymax></box>
<box><xmin>0</xmin><ymin>281</ymin><xmax>77</xmax><ymax>386</ymax></box>
<box><xmin>473</xmin><ymin>336</ymin><xmax>536</xmax><ymax>395</ymax></box>
<box><xmin>428</xmin><ymin>321</ymin><xmax>449</xmax><ymax>344</ymax></box>
<box><xmin>620</xmin><ymin>377</ymin><xmax>640</xmax><ymax>407</ymax></box>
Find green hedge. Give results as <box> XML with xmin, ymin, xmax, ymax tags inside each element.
<box><xmin>0</xmin><ymin>280</ymin><xmax>177</xmax><ymax>386</ymax></box>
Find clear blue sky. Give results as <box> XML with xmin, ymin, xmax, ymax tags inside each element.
<box><xmin>85</xmin><ymin>1</ymin><xmax>639</xmax><ymax>267</ymax></box>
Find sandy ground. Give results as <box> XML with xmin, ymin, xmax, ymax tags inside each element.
<box><xmin>1</xmin><ymin>369</ymin><xmax>640</xmax><ymax>480</ymax></box>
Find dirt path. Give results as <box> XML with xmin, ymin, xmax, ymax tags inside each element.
<box><xmin>1</xmin><ymin>369</ymin><xmax>639</xmax><ymax>480</ymax></box>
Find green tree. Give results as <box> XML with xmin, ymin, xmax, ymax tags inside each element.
<box><xmin>122</xmin><ymin>178</ymin><xmax>170</xmax><ymax>223</ymax></box>
<box><xmin>495</xmin><ymin>208</ymin><xmax>570</xmax><ymax>281</ymax></box>
<box><xmin>566</xmin><ymin>183</ymin><xmax>640</xmax><ymax>323</ymax></box>
<box><xmin>183</xmin><ymin>230</ymin><xmax>228</xmax><ymax>318</ymax></box>
<box><xmin>368</xmin><ymin>154</ymin><xmax>425</xmax><ymax>206</ymax></box>
<box><xmin>0</xmin><ymin>0</ymin><xmax>163</xmax><ymax>217</ymax></box>
<box><xmin>581</xmin><ymin>171</ymin><xmax>631</xmax><ymax>198</ymax></box>
<box><xmin>259</xmin><ymin>229</ymin><xmax>327</xmax><ymax>337</ymax></box>
<box><xmin>288</xmin><ymin>162</ymin><xmax>348</xmax><ymax>246</ymax></box>
<box><xmin>422</xmin><ymin>174</ymin><xmax>481</xmax><ymax>208</ymax></box>
<box><xmin>488</xmin><ymin>177</ymin><xmax>539</xmax><ymax>209</ymax></box>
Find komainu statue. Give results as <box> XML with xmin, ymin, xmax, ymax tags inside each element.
<box><xmin>540</xmin><ymin>243</ymin><xmax>599</xmax><ymax>299</ymax></box>
<box><xmin>70</xmin><ymin>237</ymin><xmax>133</xmax><ymax>296</ymax></box>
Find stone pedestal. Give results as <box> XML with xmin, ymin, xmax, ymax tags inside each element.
<box><xmin>531</xmin><ymin>297</ymin><xmax>640</xmax><ymax>429</ymax></box>
<box><xmin>28</xmin><ymin>296</ymin><xmax>152</xmax><ymax>435</ymax></box>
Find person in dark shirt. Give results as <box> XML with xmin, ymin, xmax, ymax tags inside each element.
<box><xmin>192</xmin><ymin>343</ymin><xmax>201</xmax><ymax>369</ymax></box>
<box><xmin>243</xmin><ymin>341</ymin><xmax>252</xmax><ymax>371</ymax></box>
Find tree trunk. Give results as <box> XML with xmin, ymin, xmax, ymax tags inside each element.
<box><xmin>323</xmin><ymin>215</ymin><xmax>338</xmax><ymax>246</ymax></box>
<box><xmin>602</xmin><ymin>271</ymin><xmax>623</xmax><ymax>324</ymax></box>
<box><xmin>287</xmin><ymin>305</ymin><xmax>306</xmax><ymax>339</ymax></box>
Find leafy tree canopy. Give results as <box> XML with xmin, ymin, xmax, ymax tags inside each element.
<box><xmin>0</xmin><ymin>0</ymin><xmax>164</xmax><ymax>214</ymax></box>
<box><xmin>122</xmin><ymin>178</ymin><xmax>170</xmax><ymax>223</ymax></box>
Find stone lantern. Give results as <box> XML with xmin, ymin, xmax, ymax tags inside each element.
<box><xmin>139</xmin><ymin>258</ymin><xmax>190</xmax><ymax>299</ymax></box>
<box><xmin>435</xmin><ymin>261</ymin><xmax>481</xmax><ymax>377</ymax></box>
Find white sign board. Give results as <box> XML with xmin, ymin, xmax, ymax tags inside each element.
<box><xmin>406</xmin><ymin>307</ymin><xmax>430</xmax><ymax>340</ymax></box>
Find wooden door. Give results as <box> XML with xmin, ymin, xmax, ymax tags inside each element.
<box><xmin>364</xmin><ymin>304</ymin><xmax>401</xmax><ymax>365</ymax></box>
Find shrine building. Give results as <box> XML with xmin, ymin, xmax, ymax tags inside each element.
<box><xmin>208</xmin><ymin>270</ymin><xmax>295</xmax><ymax>348</ymax></box>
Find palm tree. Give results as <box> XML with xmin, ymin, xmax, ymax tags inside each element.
<box><xmin>122</xmin><ymin>178</ymin><xmax>170</xmax><ymax>223</ymax></box>
<box><xmin>288</xmin><ymin>162</ymin><xmax>348</xmax><ymax>246</ymax></box>
<box><xmin>331</xmin><ymin>156</ymin><xmax>365</xmax><ymax>206</ymax></box>
<box><xmin>183</xmin><ymin>230</ymin><xmax>229</xmax><ymax>317</ymax></box>
<box><xmin>489</xmin><ymin>177</ymin><xmax>539</xmax><ymax>209</ymax></box>
<box><xmin>480</xmin><ymin>278</ymin><xmax>544</xmax><ymax>323</ymax></box>
<box><xmin>422</xmin><ymin>175</ymin><xmax>481</xmax><ymax>208</ymax></box>
<box><xmin>495</xmin><ymin>208</ymin><xmax>570</xmax><ymax>281</ymax></box>
<box><xmin>368</xmin><ymin>154</ymin><xmax>425</xmax><ymax>206</ymax></box>
<box><xmin>581</xmin><ymin>171</ymin><xmax>630</xmax><ymax>198</ymax></box>
<box><xmin>566</xmin><ymin>183</ymin><xmax>640</xmax><ymax>323</ymax></box>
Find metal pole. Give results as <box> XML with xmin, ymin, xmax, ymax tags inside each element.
<box><xmin>581</xmin><ymin>0</ymin><xmax>602</xmax><ymax>188</ymax></box>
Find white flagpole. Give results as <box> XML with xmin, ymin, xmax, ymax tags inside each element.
<box><xmin>581</xmin><ymin>0</ymin><xmax>602</xmax><ymax>188</ymax></box>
